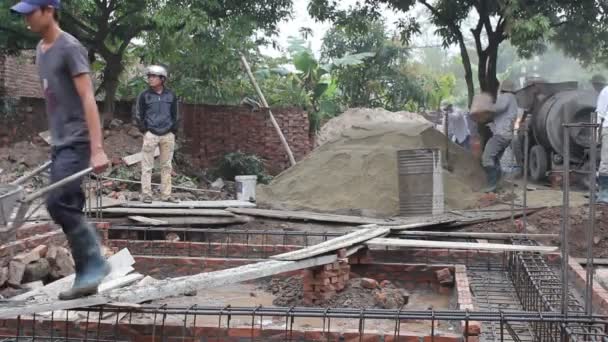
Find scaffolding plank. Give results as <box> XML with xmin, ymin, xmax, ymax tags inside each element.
<box><xmin>109</xmin><ymin>254</ymin><xmax>338</xmax><ymax>304</ymax></box>
<box><xmin>100</xmin><ymin>208</ymin><xmax>235</xmax><ymax>217</ymax></box>
<box><xmin>0</xmin><ymin>297</ymin><xmax>109</xmax><ymax>319</ymax></box>
<box><xmin>122</xmin><ymin>200</ymin><xmax>256</xmax><ymax>209</ymax></box>
<box><xmin>395</xmin><ymin>231</ymin><xmax>558</xmax><ymax>239</ymax></box>
<box><xmin>128</xmin><ymin>215</ymin><xmax>252</xmax><ymax>226</ymax></box>
<box><xmin>226</xmin><ymin>208</ymin><xmax>393</xmax><ymax>225</ymax></box>
<box><xmin>271</xmin><ymin>226</ymin><xmax>390</xmax><ymax>261</ymax></box>
<box><xmin>0</xmin><ymin>247</ymin><xmax>343</xmax><ymax>317</ymax></box>
<box><xmin>366</xmin><ymin>238</ymin><xmax>558</xmax><ymax>253</ymax></box>
<box><xmin>128</xmin><ymin>216</ymin><xmax>168</xmax><ymax>226</ymax></box>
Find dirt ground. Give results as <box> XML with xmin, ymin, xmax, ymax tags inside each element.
<box><xmin>466</xmin><ymin>204</ymin><xmax>608</xmax><ymax>258</ymax></box>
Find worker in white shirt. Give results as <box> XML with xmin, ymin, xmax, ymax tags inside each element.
<box><xmin>592</xmin><ymin>74</ymin><xmax>608</xmax><ymax>203</ymax></box>
<box><xmin>442</xmin><ymin>101</ymin><xmax>471</xmax><ymax>150</ymax></box>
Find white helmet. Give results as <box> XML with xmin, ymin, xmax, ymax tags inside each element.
<box><xmin>146</xmin><ymin>65</ymin><xmax>168</xmax><ymax>78</ymax></box>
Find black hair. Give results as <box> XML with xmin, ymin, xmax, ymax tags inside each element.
<box><xmin>40</xmin><ymin>6</ymin><xmax>59</xmax><ymax>21</ymax></box>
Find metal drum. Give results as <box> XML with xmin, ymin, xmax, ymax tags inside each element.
<box><xmin>397</xmin><ymin>149</ymin><xmax>444</xmax><ymax>217</ymax></box>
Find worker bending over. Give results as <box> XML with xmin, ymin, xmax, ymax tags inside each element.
<box><xmin>482</xmin><ymin>80</ymin><xmax>519</xmax><ymax>193</ymax></box>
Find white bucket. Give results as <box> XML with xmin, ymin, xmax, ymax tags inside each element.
<box><xmin>235</xmin><ymin>175</ymin><xmax>258</xmax><ymax>202</ymax></box>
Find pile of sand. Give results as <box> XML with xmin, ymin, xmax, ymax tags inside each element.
<box><xmin>258</xmin><ymin>120</ymin><xmax>485</xmax><ymax>218</ymax></box>
<box><xmin>315</xmin><ymin>108</ymin><xmax>429</xmax><ymax>147</ymax></box>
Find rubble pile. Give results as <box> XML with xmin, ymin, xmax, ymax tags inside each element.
<box><xmin>0</xmin><ymin>245</ymin><xmax>73</xmax><ymax>296</ymax></box>
<box><xmin>264</xmin><ymin>276</ymin><xmax>410</xmax><ymax>309</ymax></box>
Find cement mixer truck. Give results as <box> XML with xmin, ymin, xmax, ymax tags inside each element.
<box><xmin>512</xmin><ymin>81</ymin><xmax>599</xmax><ymax>182</ymax></box>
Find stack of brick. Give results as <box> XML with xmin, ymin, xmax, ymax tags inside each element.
<box><xmin>302</xmin><ymin>252</ymin><xmax>350</xmax><ymax>305</ymax></box>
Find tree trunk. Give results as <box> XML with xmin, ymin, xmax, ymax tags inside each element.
<box><xmin>101</xmin><ymin>56</ymin><xmax>124</xmax><ymax>124</ymax></box>
<box><xmin>456</xmin><ymin>36</ymin><xmax>475</xmax><ymax>108</ymax></box>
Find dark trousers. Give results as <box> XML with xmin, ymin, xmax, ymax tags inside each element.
<box><xmin>46</xmin><ymin>143</ymin><xmax>90</xmax><ymax>235</ymax></box>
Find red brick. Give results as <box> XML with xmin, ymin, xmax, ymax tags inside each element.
<box><xmin>423</xmin><ymin>334</ymin><xmax>462</xmax><ymax>342</ymax></box>
<box><xmin>342</xmin><ymin>333</ymin><xmax>381</xmax><ymax>342</ymax></box>
<box><xmin>361</xmin><ymin>278</ymin><xmax>379</xmax><ymax>289</ymax></box>
<box><xmin>384</xmin><ymin>334</ymin><xmax>423</xmax><ymax>342</ymax></box>
<box><xmin>228</xmin><ymin>327</ymin><xmax>260</xmax><ymax>338</ymax></box>
<box><xmin>462</xmin><ymin>321</ymin><xmax>482</xmax><ymax>335</ymax></box>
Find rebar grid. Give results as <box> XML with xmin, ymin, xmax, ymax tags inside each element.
<box><xmin>1</xmin><ymin>307</ymin><xmax>608</xmax><ymax>342</ymax></box>
<box><xmin>508</xmin><ymin>247</ymin><xmax>604</xmax><ymax>342</ymax></box>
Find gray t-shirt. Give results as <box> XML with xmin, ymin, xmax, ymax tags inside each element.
<box><xmin>36</xmin><ymin>32</ymin><xmax>90</xmax><ymax>147</ymax></box>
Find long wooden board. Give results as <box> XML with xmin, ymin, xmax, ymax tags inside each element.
<box><xmin>100</xmin><ymin>208</ymin><xmax>234</xmax><ymax>217</ymax></box>
<box><xmin>0</xmin><ymin>253</ymin><xmax>338</xmax><ymax>318</ymax></box>
<box><xmin>226</xmin><ymin>208</ymin><xmax>394</xmax><ymax>225</ymax></box>
<box><xmin>271</xmin><ymin>226</ymin><xmax>391</xmax><ymax>261</ymax></box>
<box><xmin>123</xmin><ymin>147</ymin><xmax>160</xmax><ymax>166</ymax></box>
<box><xmin>395</xmin><ymin>231</ymin><xmax>559</xmax><ymax>239</ymax></box>
<box><xmin>122</xmin><ymin>200</ymin><xmax>256</xmax><ymax>209</ymax></box>
<box><xmin>128</xmin><ymin>215</ymin><xmax>252</xmax><ymax>226</ymax></box>
<box><xmin>366</xmin><ymin>238</ymin><xmax>558</xmax><ymax>253</ymax></box>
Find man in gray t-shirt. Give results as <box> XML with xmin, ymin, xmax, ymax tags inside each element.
<box><xmin>11</xmin><ymin>0</ymin><xmax>110</xmax><ymax>300</ymax></box>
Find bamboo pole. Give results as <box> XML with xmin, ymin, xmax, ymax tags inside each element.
<box><xmin>239</xmin><ymin>53</ymin><xmax>297</xmax><ymax>166</ymax></box>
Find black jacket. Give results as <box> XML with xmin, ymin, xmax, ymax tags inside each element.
<box><xmin>134</xmin><ymin>88</ymin><xmax>179</xmax><ymax>136</ymax></box>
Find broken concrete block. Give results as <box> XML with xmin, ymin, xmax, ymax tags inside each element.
<box><xmin>48</xmin><ymin>247</ymin><xmax>75</xmax><ymax>279</ymax></box>
<box><xmin>361</xmin><ymin>278</ymin><xmax>378</xmax><ymax>289</ymax></box>
<box><xmin>400</xmin><ymin>289</ymin><xmax>410</xmax><ymax>305</ymax></box>
<box><xmin>0</xmin><ymin>267</ymin><xmax>8</xmax><ymax>287</ymax></box>
<box><xmin>211</xmin><ymin>178</ymin><xmax>225</xmax><ymax>190</ymax></box>
<box><xmin>127</xmin><ymin>126</ymin><xmax>143</xmax><ymax>138</ymax></box>
<box><xmin>436</xmin><ymin>268</ymin><xmax>454</xmax><ymax>286</ymax></box>
<box><xmin>463</xmin><ymin>321</ymin><xmax>482</xmax><ymax>336</ymax></box>
<box><xmin>23</xmin><ymin>258</ymin><xmax>50</xmax><ymax>283</ymax></box>
<box><xmin>8</xmin><ymin>261</ymin><xmax>26</xmax><ymax>286</ymax></box>
<box><xmin>21</xmin><ymin>280</ymin><xmax>44</xmax><ymax>291</ymax></box>
<box><xmin>13</xmin><ymin>245</ymin><xmax>48</xmax><ymax>265</ymax></box>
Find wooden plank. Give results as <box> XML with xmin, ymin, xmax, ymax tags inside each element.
<box><xmin>122</xmin><ymin>200</ymin><xmax>256</xmax><ymax>209</ymax></box>
<box><xmin>395</xmin><ymin>231</ymin><xmax>559</xmax><ymax>239</ymax></box>
<box><xmin>101</xmin><ymin>208</ymin><xmax>235</xmax><ymax>217</ymax></box>
<box><xmin>109</xmin><ymin>254</ymin><xmax>337</xmax><ymax>304</ymax></box>
<box><xmin>271</xmin><ymin>226</ymin><xmax>391</xmax><ymax>261</ymax></box>
<box><xmin>2</xmin><ymin>253</ymin><xmax>340</xmax><ymax>319</ymax></box>
<box><xmin>0</xmin><ymin>297</ymin><xmax>109</xmax><ymax>319</ymax></box>
<box><xmin>366</xmin><ymin>238</ymin><xmax>558</xmax><ymax>253</ymax></box>
<box><xmin>128</xmin><ymin>216</ymin><xmax>168</xmax><ymax>226</ymax></box>
<box><xmin>574</xmin><ymin>258</ymin><xmax>608</xmax><ymax>266</ymax></box>
<box><xmin>38</xmin><ymin>131</ymin><xmax>52</xmax><ymax>145</ymax></box>
<box><xmin>99</xmin><ymin>274</ymin><xmax>144</xmax><ymax>293</ymax></box>
<box><xmin>128</xmin><ymin>215</ymin><xmax>253</xmax><ymax>226</ymax></box>
<box><xmin>123</xmin><ymin>147</ymin><xmax>160</xmax><ymax>166</ymax></box>
<box><xmin>226</xmin><ymin>208</ymin><xmax>393</xmax><ymax>225</ymax></box>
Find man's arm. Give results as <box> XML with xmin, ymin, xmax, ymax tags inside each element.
<box><xmin>135</xmin><ymin>92</ymin><xmax>147</xmax><ymax>132</ymax></box>
<box><xmin>170</xmin><ymin>93</ymin><xmax>179</xmax><ymax>134</ymax></box>
<box><xmin>597</xmin><ymin>88</ymin><xmax>608</xmax><ymax>121</ymax></box>
<box><xmin>492</xmin><ymin>93</ymin><xmax>510</xmax><ymax>114</ymax></box>
<box><xmin>73</xmin><ymin>73</ymin><xmax>109</xmax><ymax>173</ymax></box>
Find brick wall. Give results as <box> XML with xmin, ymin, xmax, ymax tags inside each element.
<box><xmin>181</xmin><ymin>104</ymin><xmax>313</xmax><ymax>174</ymax></box>
<box><xmin>1</xmin><ymin>50</ymin><xmax>42</xmax><ymax>99</ymax></box>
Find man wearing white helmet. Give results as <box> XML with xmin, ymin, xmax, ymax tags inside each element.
<box><xmin>593</xmin><ymin>74</ymin><xmax>608</xmax><ymax>203</ymax></box>
<box><xmin>135</xmin><ymin>65</ymin><xmax>180</xmax><ymax>203</ymax></box>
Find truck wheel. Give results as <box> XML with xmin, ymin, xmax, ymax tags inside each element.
<box><xmin>529</xmin><ymin>145</ymin><xmax>548</xmax><ymax>182</ymax></box>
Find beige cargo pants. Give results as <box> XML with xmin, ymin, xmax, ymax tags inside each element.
<box><xmin>141</xmin><ymin>132</ymin><xmax>175</xmax><ymax>198</ymax></box>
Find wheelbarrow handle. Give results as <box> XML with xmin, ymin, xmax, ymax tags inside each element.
<box><xmin>10</xmin><ymin>161</ymin><xmax>52</xmax><ymax>186</ymax></box>
<box><xmin>23</xmin><ymin>167</ymin><xmax>94</xmax><ymax>202</ymax></box>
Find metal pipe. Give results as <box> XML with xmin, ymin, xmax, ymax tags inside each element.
<box><xmin>562</xmin><ymin>124</ymin><xmax>571</xmax><ymax>317</ymax></box>
<box><xmin>523</xmin><ymin>120</ymin><xmax>530</xmax><ymax>234</ymax></box>
<box><xmin>586</xmin><ymin>115</ymin><xmax>599</xmax><ymax>315</ymax></box>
